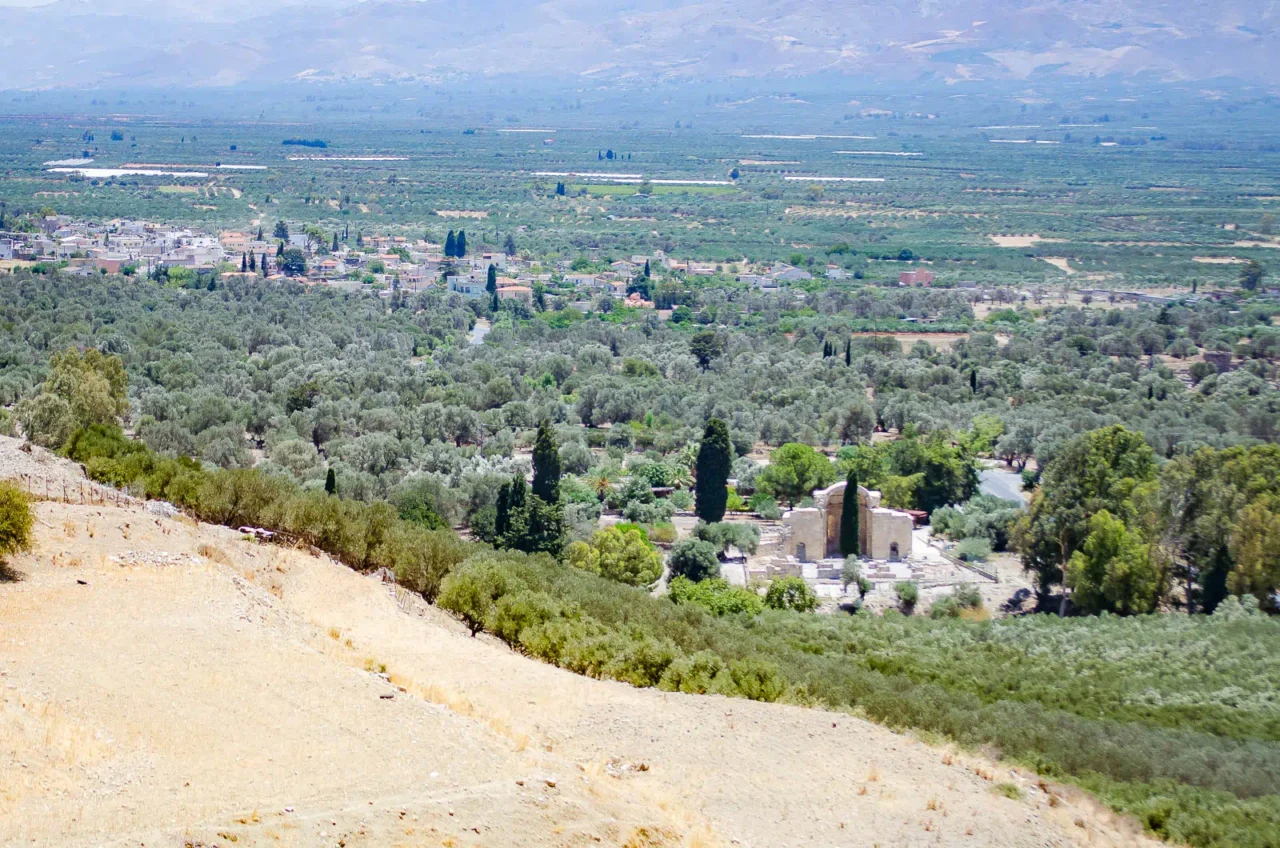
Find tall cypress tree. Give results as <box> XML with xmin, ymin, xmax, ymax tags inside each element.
<box><xmin>531</xmin><ymin>419</ymin><xmax>561</xmax><ymax>503</ymax></box>
<box><xmin>456</xmin><ymin>230</ymin><xmax>467</xmax><ymax>258</ymax></box>
<box><xmin>495</xmin><ymin>479</ymin><xmax>512</xmax><ymax>540</ymax></box>
<box><xmin>486</xmin><ymin>263</ymin><xmax>498</xmax><ymax>294</ymax></box>
<box><xmin>444</xmin><ymin>230</ymin><xmax>456</xmax><ymax>258</ymax></box>
<box><xmin>839</xmin><ymin>470</ymin><xmax>860</xmax><ymax>557</ymax></box>
<box><xmin>694</xmin><ymin>418</ymin><xmax>732</xmax><ymax>524</ymax></box>
<box><xmin>259</xmin><ymin>253</ymin><xmax>267</xmax><ymax>275</ymax></box>
<box><xmin>240</xmin><ymin>252</ymin><xmax>248</xmax><ymax>272</ymax></box>
<box><xmin>844</xmin><ymin>338</ymin><xmax>852</xmax><ymax>366</ymax></box>
<box><xmin>248</xmin><ymin>252</ymin><xmax>256</xmax><ymax>272</ymax></box>
<box><xmin>332</xmin><ymin>232</ymin><xmax>339</xmax><ymax>252</ymax></box>
<box><xmin>325</xmin><ymin>468</ymin><xmax>337</xmax><ymax>496</ymax></box>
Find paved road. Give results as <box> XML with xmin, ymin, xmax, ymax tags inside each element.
<box><xmin>979</xmin><ymin>465</ymin><xmax>1028</xmax><ymax>503</ymax></box>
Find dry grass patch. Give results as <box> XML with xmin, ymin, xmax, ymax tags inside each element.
<box><xmin>196</xmin><ymin>543</ymin><xmax>232</xmax><ymax>565</ymax></box>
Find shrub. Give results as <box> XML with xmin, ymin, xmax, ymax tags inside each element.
<box><xmin>648</xmin><ymin>522</ymin><xmax>678</xmax><ymax>545</ymax></box>
<box><xmin>606</xmin><ymin>476</ymin><xmax>648</xmax><ymax>510</ymax></box>
<box><xmin>669</xmin><ymin>576</ymin><xmax>764</xmax><ymax>616</ymax></box>
<box><xmin>956</xmin><ymin>538</ymin><xmax>992</xmax><ymax>563</ymax></box>
<box><xmin>392</xmin><ymin>476</ymin><xmax>452</xmax><ymax>530</ymax></box>
<box><xmin>668</xmin><ymin>538</ymin><xmax>721</xmax><ymax>582</ymax></box>
<box><xmin>931</xmin><ymin>494</ymin><xmax>1022</xmax><ymax>551</ymax></box>
<box><xmin>437</xmin><ymin>553</ymin><xmax>527</xmax><ymax>635</ymax></box>
<box><xmin>622</xmin><ymin>497</ymin><xmax>675</xmax><ymax>525</ymax></box>
<box><xmin>896</xmin><ymin>580</ymin><xmax>919</xmax><ymax>614</ymax></box>
<box><xmin>489</xmin><ymin>590</ymin><xmax>564</xmax><ymax>645</ymax></box>
<box><xmin>515</xmin><ymin>616</ymin><xmax>576</xmax><ymax>664</ymax></box>
<box><xmin>16</xmin><ymin>393</ymin><xmax>75</xmax><ymax>449</ymax></box>
<box><xmin>565</xmin><ymin>525</ymin><xmax>662</xmax><ymax>587</ymax></box>
<box><xmin>0</xmin><ymin>482</ymin><xmax>34</xmax><ymax>574</ymax></box>
<box><xmin>692</xmin><ymin>521</ymin><xmax>760</xmax><ymax>558</ymax></box>
<box><xmin>840</xmin><ymin>556</ymin><xmax>872</xmax><ymax>597</ymax></box>
<box><xmin>386</xmin><ymin>524</ymin><xmax>472</xmax><ymax>602</ymax></box>
<box><xmin>658</xmin><ymin>650</ymin><xmax>732</xmax><ymax>694</ymax></box>
<box><xmin>727</xmin><ymin>658</ymin><xmax>786</xmax><ymax>702</ymax></box>
<box><xmin>764</xmin><ymin>576</ymin><xmax>818</xmax><ymax>612</ymax></box>
<box><xmin>604</xmin><ymin>635</ymin><xmax>679</xmax><ymax>687</ymax></box>
<box><xmin>750</xmin><ymin>494</ymin><xmax>782</xmax><ymax>520</ymax></box>
<box><xmin>558</xmin><ymin>440</ymin><xmax>595</xmax><ymax>476</ymax></box>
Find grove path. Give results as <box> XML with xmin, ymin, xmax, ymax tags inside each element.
<box><xmin>1</xmin><ymin>499</ymin><xmax>1157</xmax><ymax>847</ymax></box>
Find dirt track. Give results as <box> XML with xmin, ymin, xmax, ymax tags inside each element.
<box><xmin>1</xmin><ymin>499</ymin><xmax>1159</xmax><ymax>847</ymax></box>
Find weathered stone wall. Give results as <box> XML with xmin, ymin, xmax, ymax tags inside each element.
<box><xmin>781</xmin><ymin>507</ymin><xmax>824</xmax><ymax>562</ymax></box>
<box><xmin>866</xmin><ymin>508</ymin><xmax>913</xmax><ymax>561</ymax></box>
<box><xmin>782</xmin><ymin>481</ymin><xmax>913</xmax><ymax>562</ymax></box>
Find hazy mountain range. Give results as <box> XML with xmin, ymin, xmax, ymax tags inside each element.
<box><xmin>2</xmin><ymin>0</ymin><xmax>1275</xmax><ymax>90</ymax></box>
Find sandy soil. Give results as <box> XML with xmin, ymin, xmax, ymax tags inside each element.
<box><xmin>988</xmin><ymin>235</ymin><xmax>1065</xmax><ymax>248</ymax></box>
<box><xmin>850</xmin><ymin>332</ymin><xmax>1011</xmax><ymax>353</ymax></box>
<box><xmin>1040</xmin><ymin>257</ymin><xmax>1075</xmax><ymax>274</ymax></box>
<box><xmin>1</xmin><ymin>493</ymin><xmax>1159</xmax><ymax>847</ymax></box>
<box><xmin>437</xmin><ymin>210</ymin><xmax>489</xmax><ymax>219</ymax></box>
<box><xmin>1192</xmin><ymin>256</ymin><xmax>1246</xmax><ymax>264</ymax></box>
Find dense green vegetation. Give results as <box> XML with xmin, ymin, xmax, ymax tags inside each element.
<box><xmin>1</xmin><ymin>269</ymin><xmax>1276</xmax><ymax>846</ymax></box>
<box><xmin>2</xmin><ymin>272</ymin><xmax>1277</xmax><ymax>611</ymax></box>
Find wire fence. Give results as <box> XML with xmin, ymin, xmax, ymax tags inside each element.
<box><xmin>931</xmin><ymin>544</ymin><xmax>1000</xmax><ymax>583</ymax></box>
<box><xmin>15</xmin><ymin>473</ymin><xmax>137</xmax><ymax>507</ymax></box>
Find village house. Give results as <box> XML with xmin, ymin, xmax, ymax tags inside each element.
<box><xmin>564</xmin><ymin>273</ymin><xmax>599</xmax><ymax>288</ymax></box>
<box><xmin>447</xmin><ymin>272</ymin><xmax>488</xmax><ymax>298</ymax></box>
<box><xmin>56</xmin><ymin>235</ymin><xmax>96</xmax><ymax>259</ymax></box>
<box><xmin>899</xmin><ymin>269</ymin><xmax>935</xmax><ymax>286</ymax></box>
<box><xmin>311</xmin><ymin>258</ymin><xmax>347</xmax><ymax>280</ymax></box>
<box><xmin>476</xmin><ymin>252</ymin><xmax>509</xmax><ymax>270</ymax></box>
<box><xmin>497</xmin><ymin>283</ymin><xmax>533</xmax><ymax>304</ymax></box>
<box><xmin>399</xmin><ymin>264</ymin><xmax>430</xmax><ymax>289</ymax></box>
<box><xmin>219</xmin><ymin>231</ymin><xmax>254</xmax><ymax>254</ymax></box>
<box><xmin>770</xmin><ymin>263</ymin><xmax>813</xmax><ymax>282</ymax></box>
<box><xmin>737</xmin><ymin>273</ymin><xmax>777</xmax><ymax>290</ymax></box>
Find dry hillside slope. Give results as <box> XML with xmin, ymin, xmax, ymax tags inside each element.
<box><xmin>0</xmin><ymin>453</ymin><xmax>1159</xmax><ymax>846</ymax></box>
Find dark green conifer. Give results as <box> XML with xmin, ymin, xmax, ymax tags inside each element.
<box><xmin>694</xmin><ymin>418</ymin><xmax>732</xmax><ymax>524</ymax></box>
